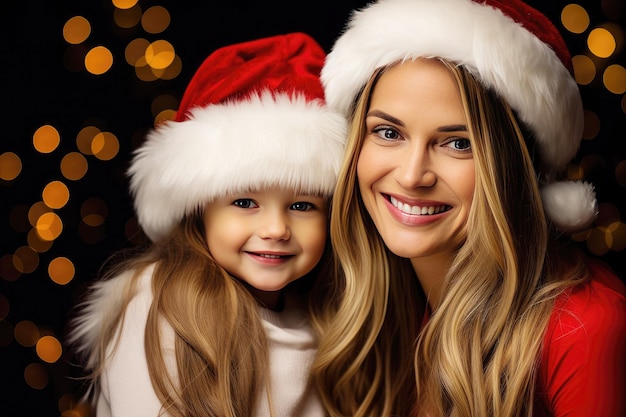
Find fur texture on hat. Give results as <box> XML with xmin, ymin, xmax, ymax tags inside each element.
<box><xmin>322</xmin><ymin>0</ymin><xmax>597</xmax><ymax>232</ymax></box>
<box><xmin>129</xmin><ymin>33</ymin><xmax>347</xmax><ymax>242</ymax></box>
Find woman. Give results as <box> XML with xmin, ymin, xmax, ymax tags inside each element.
<box><xmin>311</xmin><ymin>0</ymin><xmax>626</xmax><ymax>416</ymax></box>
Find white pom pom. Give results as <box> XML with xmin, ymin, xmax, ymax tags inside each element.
<box><xmin>541</xmin><ymin>181</ymin><xmax>598</xmax><ymax>233</ymax></box>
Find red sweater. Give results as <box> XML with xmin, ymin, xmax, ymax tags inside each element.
<box><xmin>537</xmin><ymin>259</ymin><xmax>626</xmax><ymax>417</ymax></box>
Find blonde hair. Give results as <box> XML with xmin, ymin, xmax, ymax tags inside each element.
<box><xmin>311</xmin><ymin>67</ymin><xmax>423</xmax><ymax>417</ymax></box>
<box><xmin>314</xmin><ymin>60</ymin><xmax>588</xmax><ymax>417</ymax></box>
<box><xmin>71</xmin><ymin>210</ymin><xmax>334</xmax><ymax>417</ymax></box>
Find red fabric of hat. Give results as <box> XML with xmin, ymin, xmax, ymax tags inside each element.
<box><xmin>128</xmin><ymin>32</ymin><xmax>347</xmax><ymax>242</ymax></box>
<box><xmin>176</xmin><ymin>33</ymin><xmax>326</xmax><ymax>122</ymax></box>
<box><xmin>481</xmin><ymin>0</ymin><xmax>573</xmax><ymax>74</ymax></box>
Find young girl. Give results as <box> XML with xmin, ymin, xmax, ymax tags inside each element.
<box><xmin>67</xmin><ymin>32</ymin><xmax>346</xmax><ymax>417</ymax></box>
<box><xmin>313</xmin><ymin>0</ymin><xmax>626</xmax><ymax>416</ymax></box>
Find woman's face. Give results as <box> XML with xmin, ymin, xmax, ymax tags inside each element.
<box><xmin>357</xmin><ymin>59</ymin><xmax>475</xmax><ymax>263</ymax></box>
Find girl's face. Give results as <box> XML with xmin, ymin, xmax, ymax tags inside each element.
<box><xmin>203</xmin><ymin>187</ymin><xmax>328</xmax><ymax>309</ymax></box>
<box><xmin>357</xmin><ymin>59</ymin><xmax>475</xmax><ymax>265</ymax></box>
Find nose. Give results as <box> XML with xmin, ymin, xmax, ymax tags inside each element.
<box><xmin>395</xmin><ymin>141</ymin><xmax>436</xmax><ymax>189</ymax></box>
<box><xmin>258</xmin><ymin>209</ymin><xmax>291</xmax><ymax>241</ymax></box>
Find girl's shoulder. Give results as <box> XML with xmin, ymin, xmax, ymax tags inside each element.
<box><xmin>68</xmin><ymin>263</ymin><xmax>157</xmax><ymax>355</ymax></box>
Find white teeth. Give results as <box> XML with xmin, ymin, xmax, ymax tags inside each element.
<box><xmin>390</xmin><ymin>196</ymin><xmax>447</xmax><ymax>215</ymax></box>
<box><xmin>259</xmin><ymin>254</ymin><xmax>281</xmax><ymax>259</ymax></box>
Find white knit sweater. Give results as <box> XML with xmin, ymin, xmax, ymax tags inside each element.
<box><xmin>79</xmin><ymin>265</ymin><xmax>324</xmax><ymax>417</ymax></box>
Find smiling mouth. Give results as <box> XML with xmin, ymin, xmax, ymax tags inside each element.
<box><xmin>258</xmin><ymin>253</ymin><xmax>283</xmax><ymax>259</ymax></box>
<box><xmin>248</xmin><ymin>252</ymin><xmax>293</xmax><ymax>259</ymax></box>
<box><xmin>389</xmin><ymin>195</ymin><xmax>451</xmax><ymax>215</ymax></box>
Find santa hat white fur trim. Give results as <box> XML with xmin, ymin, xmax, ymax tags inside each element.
<box><xmin>322</xmin><ymin>0</ymin><xmax>583</xmax><ymax>171</ymax></box>
<box><xmin>323</xmin><ymin>0</ymin><xmax>597</xmax><ymax>232</ymax></box>
<box><xmin>128</xmin><ymin>91</ymin><xmax>347</xmax><ymax>242</ymax></box>
<box><xmin>541</xmin><ymin>181</ymin><xmax>597</xmax><ymax>233</ymax></box>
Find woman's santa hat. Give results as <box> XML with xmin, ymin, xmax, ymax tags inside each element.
<box><xmin>322</xmin><ymin>0</ymin><xmax>597</xmax><ymax>233</ymax></box>
<box><xmin>129</xmin><ymin>32</ymin><xmax>347</xmax><ymax>242</ymax></box>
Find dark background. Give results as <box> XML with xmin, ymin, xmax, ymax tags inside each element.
<box><xmin>2</xmin><ymin>1</ymin><xmax>624</xmax><ymax>416</ymax></box>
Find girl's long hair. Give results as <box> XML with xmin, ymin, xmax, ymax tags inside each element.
<box><xmin>69</xmin><ymin>209</ymin><xmax>334</xmax><ymax>417</ymax></box>
<box><xmin>314</xmin><ymin>59</ymin><xmax>587</xmax><ymax>417</ymax></box>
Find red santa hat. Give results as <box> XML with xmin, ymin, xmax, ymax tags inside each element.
<box><xmin>128</xmin><ymin>33</ymin><xmax>347</xmax><ymax>242</ymax></box>
<box><xmin>322</xmin><ymin>0</ymin><xmax>597</xmax><ymax>233</ymax></box>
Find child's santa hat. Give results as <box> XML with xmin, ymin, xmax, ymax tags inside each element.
<box><xmin>322</xmin><ymin>0</ymin><xmax>597</xmax><ymax>233</ymax></box>
<box><xmin>128</xmin><ymin>33</ymin><xmax>347</xmax><ymax>242</ymax></box>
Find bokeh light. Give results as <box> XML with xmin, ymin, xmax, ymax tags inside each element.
<box><xmin>561</xmin><ymin>3</ymin><xmax>590</xmax><ymax>34</ymax></box>
<box><xmin>607</xmin><ymin>221</ymin><xmax>626</xmax><ymax>251</ymax></box>
<box><xmin>36</xmin><ymin>335</ymin><xmax>63</xmax><ymax>363</ymax></box>
<box><xmin>151</xmin><ymin>94</ymin><xmax>179</xmax><ymax>116</ymax></box>
<box><xmin>48</xmin><ymin>257</ymin><xmax>75</xmax><ymax>285</ymax></box>
<box><xmin>76</xmin><ymin>126</ymin><xmax>101</xmax><ymax>155</ymax></box>
<box><xmin>63</xmin><ymin>16</ymin><xmax>91</xmax><ymax>45</ymax></box>
<box><xmin>154</xmin><ymin>109</ymin><xmax>177</xmax><ymax>126</ymax></box>
<box><xmin>582</xmin><ymin>109</ymin><xmax>601</xmax><ymax>139</ymax></box>
<box><xmin>156</xmin><ymin>54</ymin><xmax>182</xmax><ymax>80</ymax></box>
<box><xmin>112</xmin><ymin>0</ymin><xmax>139</xmax><ymax>9</ymax></box>
<box><xmin>0</xmin><ymin>152</ymin><xmax>22</xmax><ymax>181</ymax></box>
<box><xmin>125</xmin><ymin>38</ymin><xmax>150</xmax><ymax>66</ymax></box>
<box><xmin>27</xmin><ymin>228</ymin><xmax>54</xmax><ymax>253</ymax></box>
<box><xmin>603</xmin><ymin>64</ymin><xmax>626</xmax><ymax>94</ymax></box>
<box><xmin>145</xmin><ymin>40</ymin><xmax>175</xmax><ymax>70</ymax></box>
<box><xmin>85</xmin><ymin>46</ymin><xmax>114</xmax><ymax>75</ymax></box>
<box><xmin>42</xmin><ymin>181</ymin><xmax>70</xmax><ymax>210</ymax></box>
<box><xmin>572</xmin><ymin>54</ymin><xmax>596</xmax><ymax>85</ymax></box>
<box><xmin>28</xmin><ymin>202</ymin><xmax>52</xmax><ymax>228</ymax></box>
<box><xmin>61</xmin><ymin>152</ymin><xmax>89</xmax><ymax>181</ymax></box>
<box><xmin>92</xmin><ymin>132</ymin><xmax>120</xmax><ymax>161</ymax></box>
<box><xmin>113</xmin><ymin>4</ymin><xmax>142</xmax><ymax>29</ymax></box>
<box><xmin>14</xmin><ymin>321</ymin><xmax>40</xmax><ymax>347</ymax></box>
<box><xmin>36</xmin><ymin>212</ymin><xmax>64</xmax><ymax>242</ymax></box>
<box><xmin>141</xmin><ymin>6</ymin><xmax>170</xmax><ymax>34</ymax></box>
<box><xmin>24</xmin><ymin>363</ymin><xmax>49</xmax><ymax>390</ymax></box>
<box><xmin>0</xmin><ymin>254</ymin><xmax>21</xmax><ymax>282</ymax></box>
<box><xmin>33</xmin><ymin>125</ymin><xmax>61</xmax><ymax>154</ymax></box>
<box><xmin>13</xmin><ymin>246</ymin><xmax>39</xmax><ymax>274</ymax></box>
<box><xmin>588</xmin><ymin>27</ymin><xmax>617</xmax><ymax>58</ymax></box>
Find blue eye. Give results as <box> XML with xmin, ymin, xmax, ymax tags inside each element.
<box><xmin>291</xmin><ymin>202</ymin><xmax>314</xmax><ymax>211</ymax></box>
<box><xmin>233</xmin><ymin>199</ymin><xmax>258</xmax><ymax>209</ymax></box>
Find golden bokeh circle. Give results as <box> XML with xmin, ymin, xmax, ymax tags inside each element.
<box><xmin>85</xmin><ymin>46</ymin><xmax>114</xmax><ymax>75</ymax></box>
<box><xmin>63</xmin><ymin>16</ymin><xmax>91</xmax><ymax>45</ymax></box>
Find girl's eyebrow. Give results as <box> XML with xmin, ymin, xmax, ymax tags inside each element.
<box><xmin>367</xmin><ymin>110</ymin><xmax>467</xmax><ymax>132</ymax></box>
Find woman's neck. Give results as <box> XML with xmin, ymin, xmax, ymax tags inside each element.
<box><xmin>410</xmin><ymin>253</ymin><xmax>453</xmax><ymax>310</ymax></box>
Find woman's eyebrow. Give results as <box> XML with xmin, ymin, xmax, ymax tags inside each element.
<box><xmin>367</xmin><ymin>110</ymin><xmax>467</xmax><ymax>133</ymax></box>
<box><xmin>437</xmin><ymin>124</ymin><xmax>467</xmax><ymax>132</ymax></box>
<box><xmin>366</xmin><ymin>110</ymin><xmax>404</xmax><ymax>127</ymax></box>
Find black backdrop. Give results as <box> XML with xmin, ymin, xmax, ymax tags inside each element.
<box><xmin>2</xmin><ymin>1</ymin><xmax>624</xmax><ymax>416</ymax></box>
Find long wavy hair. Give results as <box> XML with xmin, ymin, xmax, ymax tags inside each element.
<box><xmin>69</xmin><ymin>209</ymin><xmax>335</xmax><ymax>417</ymax></box>
<box><xmin>313</xmin><ymin>59</ymin><xmax>588</xmax><ymax>417</ymax></box>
